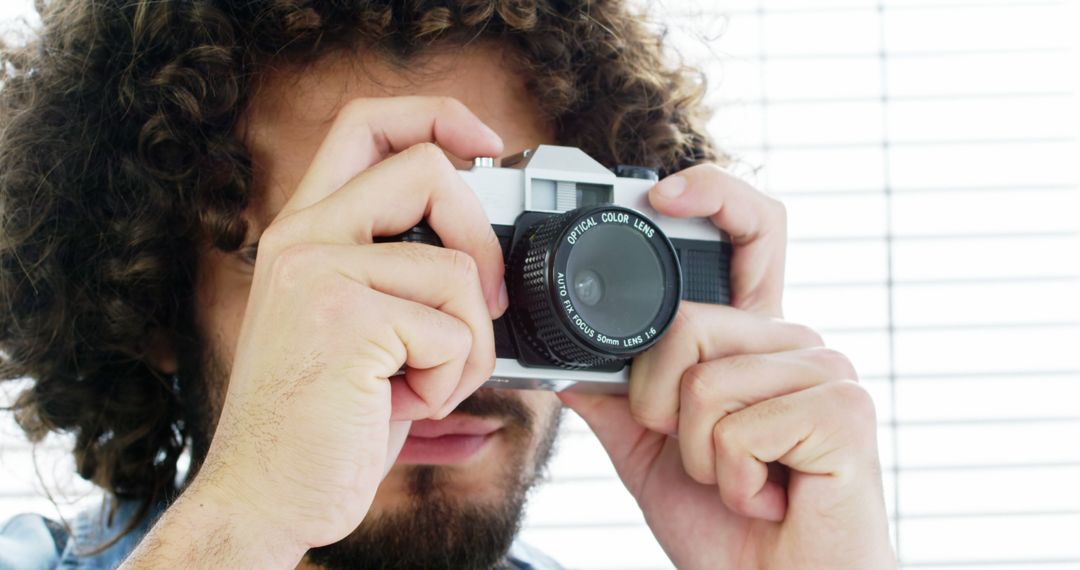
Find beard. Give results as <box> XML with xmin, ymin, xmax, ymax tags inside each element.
<box><xmin>306</xmin><ymin>388</ymin><xmax>562</xmax><ymax>570</ymax></box>
<box><xmin>174</xmin><ymin>314</ymin><xmax>563</xmax><ymax>570</ymax></box>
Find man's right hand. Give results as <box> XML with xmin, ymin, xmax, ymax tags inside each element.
<box><xmin>122</xmin><ymin>97</ymin><xmax>508</xmax><ymax>568</ymax></box>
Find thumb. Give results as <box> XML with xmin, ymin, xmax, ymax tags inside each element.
<box><xmin>383</xmin><ymin>420</ymin><xmax>411</xmax><ymax>477</ymax></box>
<box><xmin>558</xmin><ymin>391</ymin><xmax>648</xmax><ymax>465</ymax></box>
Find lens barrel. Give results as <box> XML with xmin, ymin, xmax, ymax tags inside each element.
<box><xmin>508</xmin><ymin>205</ymin><xmax>682</xmax><ymax>369</ymax></box>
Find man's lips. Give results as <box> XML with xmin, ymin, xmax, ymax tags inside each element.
<box><xmin>396</xmin><ymin>414</ymin><xmax>503</xmax><ymax>465</ymax></box>
<box><xmin>407</xmin><ymin>415</ymin><xmax>503</xmax><ymax>438</ymax></box>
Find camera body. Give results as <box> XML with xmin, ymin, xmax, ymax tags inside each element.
<box><xmin>383</xmin><ymin>145</ymin><xmax>732</xmax><ymax>393</ymax></box>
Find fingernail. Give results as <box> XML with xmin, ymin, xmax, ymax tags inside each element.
<box><xmin>656</xmin><ymin>176</ymin><xmax>686</xmax><ymax>198</ymax></box>
<box><xmin>498</xmin><ymin>282</ymin><xmax>509</xmax><ymax>312</ymax></box>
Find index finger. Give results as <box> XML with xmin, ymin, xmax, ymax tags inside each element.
<box><xmin>269</xmin><ymin>143</ymin><xmax>507</xmax><ymax>317</ymax></box>
<box><xmin>648</xmin><ymin>164</ymin><xmax>787</xmax><ymax>318</ymax></box>
<box><xmin>281</xmin><ymin>96</ymin><xmax>504</xmax><ymax>217</ymax></box>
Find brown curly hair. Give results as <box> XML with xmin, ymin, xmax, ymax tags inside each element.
<box><xmin>0</xmin><ymin>0</ymin><xmax>721</xmax><ymax>532</ymax></box>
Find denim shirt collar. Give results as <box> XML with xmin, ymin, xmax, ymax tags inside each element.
<box><xmin>56</xmin><ymin>499</ymin><xmax>164</xmax><ymax>570</ymax></box>
<box><xmin>46</xmin><ymin>498</ymin><xmax>561</xmax><ymax>570</ymax></box>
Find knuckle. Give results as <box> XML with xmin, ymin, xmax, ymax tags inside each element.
<box><xmin>808</xmin><ymin>347</ymin><xmax>859</xmax><ymax>381</ymax></box>
<box><xmin>443</xmin><ymin>248</ymin><xmax>481</xmax><ymax>284</ymax></box>
<box><xmin>259</xmin><ymin>215</ymin><xmax>304</xmax><ymax>254</ymax></box>
<box><xmin>339</xmin><ymin>97</ymin><xmax>369</xmax><ymax>119</ymax></box>
<box><xmin>268</xmin><ymin>243</ymin><xmax>324</xmax><ymax>288</ymax></box>
<box><xmin>681</xmin><ymin>363</ymin><xmax>719</xmax><ymax>404</ymax></box>
<box><xmin>767</xmin><ymin>195</ymin><xmax>788</xmax><ymax>223</ymax></box>
<box><xmin>403</xmin><ymin>141</ymin><xmax>448</xmax><ymax>168</ymax></box>
<box><xmin>785</xmin><ymin>321</ymin><xmax>825</xmax><ymax>348</ymax></box>
<box><xmin>419</xmin><ymin>306</ymin><xmax>469</xmax><ymax>353</ymax></box>
<box><xmin>828</xmin><ymin>380</ymin><xmax>877</xmax><ymax>425</ymax></box>
<box><xmin>450</xmin><ymin>319</ymin><xmax>475</xmax><ymax>357</ymax></box>
<box><xmin>726</xmin><ymin>490</ymin><xmax>755</xmax><ymax>516</ymax></box>
<box><xmin>712</xmin><ymin>419</ymin><xmax>738</xmax><ymax>451</ymax></box>
<box><xmin>628</xmin><ymin>398</ymin><xmax>673</xmax><ymax>434</ymax></box>
<box><xmin>668</xmin><ymin>305</ymin><xmax>705</xmax><ymax>344</ymax></box>
<box><xmin>353</xmin><ymin>332</ymin><xmax>406</xmax><ymax>378</ymax></box>
<box><xmin>683</xmin><ymin>456</ymin><xmax>716</xmax><ymax>486</ymax></box>
<box><xmin>337</xmin><ymin>98</ymin><xmax>384</xmax><ymax>128</ymax></box>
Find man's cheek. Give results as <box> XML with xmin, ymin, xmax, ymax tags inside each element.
<box><xmin>196</xmin><ymin>250</ymin><xmax>253</xmax><ymax>362</ymax></box>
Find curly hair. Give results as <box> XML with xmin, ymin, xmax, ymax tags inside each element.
<box><xmin>0</xmin><ymin>0</ymin><xmax>721</xmax><ymax>532</ymax></box>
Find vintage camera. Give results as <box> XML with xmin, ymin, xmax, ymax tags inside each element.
<box><xmin>381</xmin><ymin>145</ymin><xmax>732</xmax><ymax>393</ymax></box>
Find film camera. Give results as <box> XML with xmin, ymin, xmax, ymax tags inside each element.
<box><xmin>381</xmin><ymin>145</ymin><xmax>732</xmax><ymax>393</ymax></box>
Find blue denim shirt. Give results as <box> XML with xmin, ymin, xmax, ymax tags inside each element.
<box><xmin>0</xmin><ymin>499</ymin><xmax>562</xmax><ymax>570</ymax></box>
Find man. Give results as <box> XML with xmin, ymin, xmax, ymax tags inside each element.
<box><xmin>0</xmin><ymin>1</ymin><xmax>895</xmax><ymax>568</ymax></box>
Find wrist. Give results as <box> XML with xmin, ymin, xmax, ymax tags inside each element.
<box><xmin>121</xmin><ymin>479</ymin><xmax>307</xmax><ymax>569</ymax></box>
<box><xmin>184</xmin><ymin>476</ymin><xmax>309</xmax><ymax>564</ymax></box>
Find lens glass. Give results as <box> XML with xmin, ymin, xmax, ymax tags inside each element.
<box><xmin>565</xmin><ymin>223</ymin><xmax>665</xmax><ymax>337</ymax></box>
<box><xmin>573</xmin><ymin>269</ymin><xmax>604</xmax><ymax>306</ymax></box>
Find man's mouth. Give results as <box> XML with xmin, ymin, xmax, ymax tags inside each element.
<box><xmin>396</xmin><ymin>414</ymin><xmax>503</xmax><ymax>465</ymax></box>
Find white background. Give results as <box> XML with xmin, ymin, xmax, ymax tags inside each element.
<box><xmin>2</xmin><ymin>1</ymin><xmax>1079</xmax><ymax>569</ymax></box>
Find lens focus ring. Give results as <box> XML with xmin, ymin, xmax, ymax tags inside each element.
<box><xmin>510</xmin><ymin>210</ymin><xmax>613</xmax><ymax>368</ymax></box>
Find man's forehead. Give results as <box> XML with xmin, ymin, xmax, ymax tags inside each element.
<box><xmin>238</xmin><ymin>44</ymin><xmax>556</xmax><ymax>232</ymax></box>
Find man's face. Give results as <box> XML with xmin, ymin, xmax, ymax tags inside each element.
<box><xmin>179</xmin><ymin>43</ymin><xmax>564</xmax><ymax>569</ymax></box>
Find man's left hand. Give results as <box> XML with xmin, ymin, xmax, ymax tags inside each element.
<box><xmin>559</xmin><ymin>164</ymin><xmax>897</xmax><ymax>570</ymax></box>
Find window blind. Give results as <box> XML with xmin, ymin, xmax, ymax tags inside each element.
<box><xmin>2</xmin><ymin>1</ymin><xmax>1079</xmax><ymax>569</ymax></box>
<box><xmin>519</xmin><ymin>1</ymin><xmax>1080</xmax><ymax>568</ymax></box>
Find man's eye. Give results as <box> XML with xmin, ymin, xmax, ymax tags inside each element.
<box><xmin>239</xmin><ymin>242</ymin><xmax>259</xmax><ymax>265</ymax></box>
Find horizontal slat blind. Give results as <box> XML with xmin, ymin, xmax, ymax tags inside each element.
<box><xmin>520</xmin><ymin>1</ymin><xmax>1080</xmax><ymax>568</ymax></box>
<box><xmin>2</xmin><ymin>1</ymin><xmax>1079</xmax><ymax>569</ymax></box>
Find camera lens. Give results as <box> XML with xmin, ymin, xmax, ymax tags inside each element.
<box><xmin>565</xmin><ymin>224</ymin><xmax>664</xmax><ymax>337</ymax></box>
<box><xmin>508</xmin><ymin>205</ymin><xmax>682</xmax><ymax>369</ymax></box>
<box><xmin>572</xmin><ymin>269</ymin><xmax>605</xmax><ymax>307</ymax></box>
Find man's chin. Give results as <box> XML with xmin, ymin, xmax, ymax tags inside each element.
<box><xmin>377</xmin><ymin>463</ymin><xmax>515</xmax><ymax>510</ymax></box>
<box><xmin>304</xmin><ymin>465</ymin><xmax>527</xmax><ymax>570</ymax></box>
